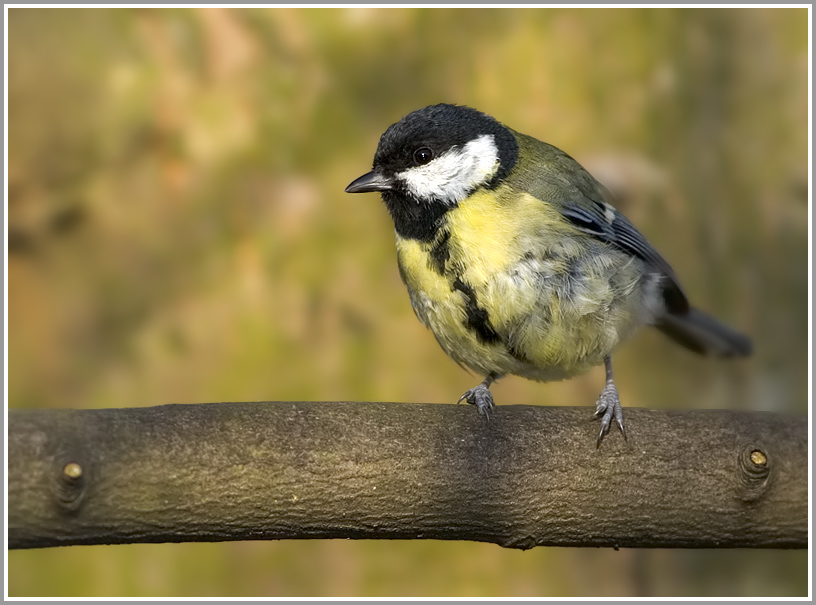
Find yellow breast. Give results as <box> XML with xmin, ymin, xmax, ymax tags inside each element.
<box><xmin>393</xmin><ymin>187</ymin><xmax>649</xmax><ymax>381</ymax></box>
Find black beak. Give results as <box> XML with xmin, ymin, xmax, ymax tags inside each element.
<box><xmin>345</xmin><ymin>171</ymin><xmax>394</xmax><ymax>194</ymax></box>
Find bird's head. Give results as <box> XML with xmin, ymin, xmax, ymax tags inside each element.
<box><xmin>346</xmin><ymin>104</ymin><xmax>519</xmax><ymax>240</ymax></box>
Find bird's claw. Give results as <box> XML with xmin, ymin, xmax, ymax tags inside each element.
<box><xmin>457</xmin><ymin>384</ymin><xmax>495</xmax><ymax>420</ymax></box>
<box><xmin>594</xmin><ymin>383</ymin><xmax>626</xmax><ymax>447</ymax></box>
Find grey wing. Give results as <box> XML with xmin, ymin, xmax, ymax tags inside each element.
<box><xmin>560</xmin><ymin>191</ymin><xmax>690</xmax><ymax>315</ymax></box>
<box><xmin>514</xmin><ymin>134</ymin><xmax>689</xmax><ymax>313</ymax></box>
<box><xmin>515</xmin><ymin>135</ymin><xmax>752</xmax><ymax>358</ymax></box>
<box><xmin>547</xmin><ymin>153</ymin><xmax>689</xmax><ymax>313</ymax></box>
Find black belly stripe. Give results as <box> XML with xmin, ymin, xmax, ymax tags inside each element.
<box><xmin>429</xmin><ymin>230</ymin><xmax>450</xmax><ymax>276</ymax></box>
<box><xmin>452</xmin><ymin>278</ymin><xmax>501</xmax><ymax>345</ymax></box>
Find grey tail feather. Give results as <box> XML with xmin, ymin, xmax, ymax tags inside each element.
<box><xmin>656</xmin><ymin>307</ymin><xmax>752</xmax><ymax>358</ymax></box>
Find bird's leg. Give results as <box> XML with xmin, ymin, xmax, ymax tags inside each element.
<box><xmin>457</xmin><ymin>372</ymin><xmax>500</xmax><ymax>420</ymax></box>
<box><xmin>594</xmin><ymin>356</ymin><xmax>627</xmax><ymax>447</ymax></box>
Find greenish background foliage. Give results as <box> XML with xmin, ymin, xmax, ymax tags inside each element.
<box><xmin>7</xmin><ymin>7</ymin><xmax>808</xmax><ymax>597</ymax></box>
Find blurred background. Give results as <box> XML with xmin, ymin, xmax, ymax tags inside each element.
<box><xmin>7</xmin><ymin>7</ymin><xmax>808</xmax><ymax>598</ymax></box>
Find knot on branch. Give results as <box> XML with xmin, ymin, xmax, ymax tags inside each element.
<box><xmin>53</xmin><ymin>452</ymin><xmax>88</xmax><ymax>512</ymax></box>
<box><xmin>737</xmin><ymin>443</ymin><xmax>771</xmax><ymax>502</ymax></box>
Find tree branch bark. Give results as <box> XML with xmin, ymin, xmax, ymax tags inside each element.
<box><xmin>8</xmin><ymin>401</ymin><xmax>807</xmax><ymax>550</ymax></box>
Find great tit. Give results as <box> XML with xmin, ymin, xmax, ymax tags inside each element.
<box><xmin>346</xmin><ymin>103</ymin><xmax>751</xmax><ymax>446</ymax></box>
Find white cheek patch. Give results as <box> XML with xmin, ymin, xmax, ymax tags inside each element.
<box><xmin>396</xmin><ymin>134</ymin><xmax>500</xmax><ymax>205</ymax></box>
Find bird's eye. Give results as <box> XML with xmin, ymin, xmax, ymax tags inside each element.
<box><xmin>413</xmin><ymin>147</ymin><xmax>434</xmax><ymax>165</ymax></box>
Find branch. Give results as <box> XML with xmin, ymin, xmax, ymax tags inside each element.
<box><xmin>8</xmin><ymin>401</ymin><xmax>807</xmax><ymax>550</ymax></box>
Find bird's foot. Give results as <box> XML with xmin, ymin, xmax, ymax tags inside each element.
<box><xmin>457</xmin><ymin>384</ymin><xmax>495</xmax><ymax>420</ymax></box>
<box><xmin>594</xmin><ymin>382</ymin><xmax>626</xmax><ymax>447</ymax></box>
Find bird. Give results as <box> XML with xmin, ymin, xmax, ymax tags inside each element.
<box><xmin>345</xmin><ymin>103</ymin><xmax>751</xmax><ymax>446</ymax></box>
